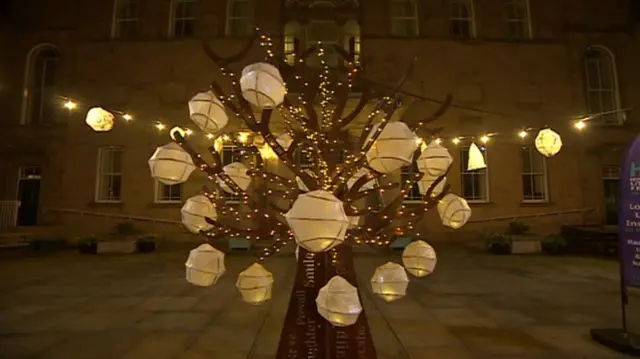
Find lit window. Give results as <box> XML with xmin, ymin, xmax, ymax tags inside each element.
<box><xmin>460</xmin><ymin>145</ymin><xmax>489</xmax><ymax>202</ymax></box>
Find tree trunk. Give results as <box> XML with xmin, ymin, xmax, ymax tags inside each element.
<box><xmin>275</xmin><ymin>245</ymin><xmax>377</xmax><ymax>359</ymax></box>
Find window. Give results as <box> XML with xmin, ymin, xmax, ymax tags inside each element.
<box><xmin>450</xmin><ymin>0</ymin><xmax>475</xmax><ymax>39</ymax></box>
<box><xmin>296</xmin><ymin>148</ymin><xmax>314</xmax><ymax>169</ymax></box>
<box><xmin>460</xmin><ymin>146</ymin><xmax>488</xmax><ymax>202</ymax></box>
<box><xmin>226</xmin><ymin>0</ymin><xmax>254</xmax><ymax>37</ymax></box>
<box><xmin>170</xmin><ymin>0</ymin><xmax>196</xmax><ymax>38</ymax></box>
<box><xmin>584</xmin><ymin>46</ymin><xmax>622</xmax><ymax>125</ymax></box>
<box><xmin>307</xmin><ymin>20</ymin><xmax>341</xmax><ymax>67</ymax></box>
<box><xmin>21</xmin><ymin>45</ymin><xmax>59</xmax><ymax>125</ymax></box>
<box><xmin>390</xmin><ymin>0</ymin><xmax>419</xmax><ymax>37</ymax></box>
<box><xmin>402</xmin><ymin>151</ymin><xmax>421</xmax><ymax>202</ymax></box>
<box><xmin>95</xmin><ymin>147</ymin><xmax>123</xmax><ymax>202</ymax></box>
<box><xmin>344</xmin><ymin>20</ymin><xmax>361</xmax><ymax>64</ymax></box>
<box><xmin>112</xmin><ymin>0</ymin><xmax>138</xmax><ymax>39</ymax></box>
<box><xmin>221</xmin><ymin>145</ymin><xmax>243</xmax><ymax>202</ymax></box>
<box><xmin>504</xmin><ymin>0</ymin><xmax>531</xmax><ymax>39</ymax></box>
<box><xmin>521</xmin><ymin>147</ymin><xmax>547</xmax><ymax>202</ymax></box>
<box><xmin>154</xmin><ymin>181</ymin><xmax>182</xmax><ymax>203</ymax></box>
<box><xmin>284</xmin><ymin>22</ymin><xmax>300</xmax><ymax>65</ymax></box>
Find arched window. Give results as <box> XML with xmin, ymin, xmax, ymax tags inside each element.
<box><xmin>584</xmin><ymin>46</ymin><xmax>622</xmax><ymax>125</ymax></box>
<box><xmin>390</xmin><ymin>0</ymin><xmax>419</xmax><ymax>37</ymax></box>
<box><xmin>21</xmin><ymin>45</ymin><xmax>59</xmax><ymax>125</ymax></box>
<box><xmin>226</xmin><ymin>0</ymin><xmax>254</xmax><ymax>37</ymax></box>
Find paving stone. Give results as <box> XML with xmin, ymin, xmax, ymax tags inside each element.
<box><xmin>139</xmin><ymin>296</ymin><xmax>200</xmax><ymax>311</ymax></box>
<box><xmin>404</xmin><ymin>346</ymin><xmax>476</xmax><ymax>359</ymax></box>
<box><xmin>479</xmin><ymin>308</ymin><xmax>537</xmax><ymax>327</ymax></box>
<box><xmin>430</xmin><ymin>308</ymin><xmax>499</xmax><ymax>328</ymax></box>
<box><xmin>0</xmin><ymin>334</ymin><xmax>60</xmax><ymax>358</ymax></box>
<box><xmin>37</xmin><ymin>331</ymin><xmax>139</xmax><ymax>359</ymax></box>
<box><xmin>121</xmin><ymin>333</ymin><xmax>190</xmax><ymax>359</ymax></box>
<box><xmin>137</xmin><ymin>312</ymin><xmax>211</xmax><ymax>331</ymax></box>
<box><xmin>79</xmin><ymin>297</ymin><xmax>146</xmax><ymax>311</ymax></box>
<box><xmin>523</xmin><ymin>325</ymin><xmax>625</xmax><ymax>359</ymax></box>
<box><xmin>56</xmin><ymin>310</ymin><xmax>147</xmax><ymax>331</ymax></box>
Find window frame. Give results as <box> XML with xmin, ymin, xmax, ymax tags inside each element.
<box><xmin>20</xmin><ymin>44</ymin><xmax>59</xmax><ymax>125</ymax></box>
<box><xmin>168</xmin><ymin>0</ymin><xmax>197</xmax><ymax>38</ymax></box>
<box><xmin>111</xmin><ymin>0</ymin><xmax>139</xmax><ymax>39</ymax></box>
<box><xmin>306</xmin><ymin>19</ymin><xmax>342</xmax><ymax>67</ymax></box>
<box><xmin>401</xmin><ymin>150</ymin><xmax>422</xmax><ymax>203</ymax></box>
<box><xmin>225</xmin><ymin>0</ymin><xmax>254</xmax><ymax>37</ymax></box>
<box><xmin>95</xmin><ymin>147</ymin><xmax>124</xmax><ymax>203</ymax></box>
<box><xmin>220</xmin><ymin>144</ymin><xmax>243</xmax><ymax>203</ymax></box>
<box><xmin>153</xmin><ymin>180</ymin><xmax>183</xmax><ymax>204</ymax></box>
<box><xmin>520</xmin><ymin>147</ymin><xmax>549</xmax><ymax>203</ymax></box>
<box><xmin>504</xmin><ymin>0</ymin><xmax>532</xmax><ymax>39</ymax></box>
<box><xmin>389</xmin><ymin>0</ymin><xmax>419</xmax><ymax>37</ymax></box>
<box><xmin>459</xmin><ymin>145</ymin><xmax>489</xmax><ymax>203</ymax></box>
<box><xmin>583</xmin><ymin>46</ymin><xmax>623</xmax><ymax>125</ymax></box>
<box><xmin>449</xmin><ymin>0</ymin><xmax>476</xmax><ymax>39</ymax></box>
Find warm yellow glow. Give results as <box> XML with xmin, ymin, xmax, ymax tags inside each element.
<box><xmin>435</xmin><ymin>138</ymin><xmax>442</xmax><ymax>145</ymax></box>
<box><xmin>123</xmin><ymin>113</ymin><xmax>132</xmax><ymax>121</ymax></box>
<box><xmin>185</xmin><ymin>129</ymin><xmax>193</xmax><ymax>136</ymax></box>
<box><xmin>518</xmin><ymin>130</ymin><xmax>527</xmax><ymax>138</ymax></box>
<box><xmin>575</xmin><ymin>121</ymin><xmax>586</xmax><ymax>130</ymax></box>
<box><xmin>155</xmin><ymin>122</ymin><xmax>165</xmax><ymax>130</ymax></box>
<box><xmin>213</xmin><ymin>138</ymin><xmax>224</xmax><ymax>152</ymax></box>
<box><xmin>63</xmin><ymin>100</ymin><xmax>77</xmax><ymax>110</ymax></box>
<box><xmin>452</xmin><ymin>138</ymin><xmax>460</xmax><ymax>145</ymax></box>
<box><xmin>480</xmin><ymin>135</ymin><xmax>489</xmax><ymax>143</ymax></box>
<box><xmin>258</xmin><ymin>144</ymin><xmax>278</xmax><ymax>160</ymax></box>
<box><xmin>415</xmin><ymin>137</ymin><xmax>423</xmax><ymax>145</ymax></box>
<box><xmin>206</xmin><ymin>133</ymin><xmax>214</xmax><ymax>139</ymax></box>
<box><xmin>169</xmin><ymin>126</ymin><xmax>185</xmax><ymax>140</ymax></box>
<box><xmin>238</xmin><ymin>132</ymin><xmax>250</xmax><ymax>143</ymax></box>
<box><xmin>222</xmin><ymin>134</ymin><xmax>230</xmax><ymax>141</ymax></box>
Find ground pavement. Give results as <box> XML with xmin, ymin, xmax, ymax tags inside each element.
<box><xmin>0</xmin><ymin>243</ymin><xmax>638</xmax><ymax>359</ymax></box>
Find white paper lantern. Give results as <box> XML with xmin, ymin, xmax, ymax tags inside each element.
<box><xmin>467</xmin><ymin>143</ymin><xmax>487</xmax><ymax>171</ymax></box>
<box><xmin>185</xmin><ymin>243</ymin><xmax>226</xmax><ymax>287</ymax></box>
<box><xmin>348</xmin><ymin>215</ymin><xmax>361</xmax><ymax>229</ymax></box>
<box><xmin>276</xmin><ymin>133</ymin><xmax>293</xmax><ymax>150</ymax></box>
<box><xmin>437</xmin><ymin>193</ymin><xmax>471</xmax><ymax>229</ymax></box>
<box><xmin>85</xmin><ymin>107</ymin><xmax>115</xmax><ymax>132</ymax></box>
<box><xmin>418</xmin><ymin>175</ymin><xmax>446</xmax><ymax>197</ymax></box>
<box><xmin>181</xmin><ymin>195</ymin><xmax>216</xmax><ymax>234</ymax></box>
<box><xmin>417</xmin><ymin>141</ymin><xmax>453</xmax><ymax>177</ymax></box>
<box><xmin>149</xmin><ymin>142</ymin><xmax>196</xmax><ymax>185</ymax></box>
<box><xmin>365</xmin><ymin>122</ymin><xmax>418</xmax><ymax>173</ymax></box>
<box><xmin>285</xmin><ymin>190</ymin><xmax>349</xmax><ymax>253</ymax></box>
<box><xmin>401</xmin><ymin>240</ymin><xmax>436</xmax><ymax>278</ymax></box>
<box><xmin>535</xmin><ymin>128</ymin><xmax>562</xmax><ymax>157</ymax></box>
<box><xmin>236</xmin><ymin>263</ymin><xmax>274</xmax><ymax>305</ymax></box>
<box><xmin>240</xmin><ymin>62</ymin><xmax>287</xmax><ymax>109</ymax></box>
<box><xmin>370</xmin><ymin>262</ymin><xmax>410</xmax><ymax>302</ymax></box>
<box><xmin>188</xmin><ymin>91</ymin><xmax>228</xmax><ymax>133</ymax></box>
<box><xmin>316</xmin><ymin>276</ymin><xmax>362</xmax><ymax>327</ymax></box>
<box><xmin>346</xmin><ymin>168</ymin><xmax>377</xmax><ymax>192</ymax></box>
<box><xmin>217</xmin><ymin>162</ymin><xmax>251</xmax><ymax>194</ymax></box>
<box><xmin>295</xmin><ymin>245</ymin><xmax>299</xmax><ymax>261</ymax></box>
<box><xmin>295</xmin><ymin>169</ymin><xmax>315</xmax><ymax>192</ymax></box>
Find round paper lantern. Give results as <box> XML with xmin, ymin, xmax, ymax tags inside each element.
<box><xmin>149</xmin><ymin>142</ymin><xmax>196</xmax><ymax>185</ymax></box>
<box><xmin>85</xmin><ymin>107</ymin><xmax>115</xmax><ymax>132</ymax></box>
<box><xmin>295</xmin><ymin>169</ymin><xmax>315</xmax><ymax>192</ymax></box>
<box><xmin>417</xmin><ymin>141</ymin><xmax>453</xmax><ymax>177</ymax></box>
<box><xmin>437</xmin><ymin>193</ymin><xmax>471</xmax><ymax>229</ymax></box>
<box><xmin>535</xmin><ymin>128</ymin><xmax>562</xmax><ymax>157</ymax></box>
<box><xmin>181</xmin><ymin>195</ymin><xmax>216</xmax><ymax>234</ymax></box>
<box><xmin>365</xmin><ymin>122</ymin><xmax>418</xmax><ymax>173</ymax></box>
<box><xmin>188</xmin><ymin>91</ymin><xmax>228</xmax><ymax>133</ymax></box>
<box><xmin>285</xmin><ymin>190</ymin><xmax>349</xmax><ymax>253</ymax></box>
<box><xmin>370</xmin><ymin>262</ymin><xmax>410</xmax><ymax>302</ymax></box>
<box><xmin>236</xmin><ymin>263</ymin><xmax>274</xmax><ymax>305</ymax></box>
<box><xmin>276</xmin><ymin>133</ymin><xmax>293</xmax><ymax>150</ymax></box>
<box><xmin>346</xmin><ymin>168</ymin><xmax>377</xmax><ymax>192</ymax></box>
<box><xmin>240</xmin><ymin>62</ymin><xmax>287</xmax><ymax>109</ymax></box>
<box><xmin>185</xmin><ymin>243</ymin><xmax>226</xmax><ymax>287</ymax></box>
<box><xmin>316</xmin><ymin>276</ymin><xmax>362</xmax><ymax>327</ymax></box>
<box><xmin>348</xmin><ymin>215</ymin><xmax>361</xmax><ymax>229</ymax></box>
<box><xmin>417</xmin><ymin>175</ymin><xmax>447</xmax><ymax>197</ymax></box>
<box><xmin>401</xmin><ymin>240</ymin><xmax>436</xmax><ymax>278</ymax></box>
<box><xmin>217</xmin><ymin>162</ymin><xmax>251</xmax><ymax>194</ymax></box>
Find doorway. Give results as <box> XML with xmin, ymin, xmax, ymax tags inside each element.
<box><xmin>602</xmin><ymin>166</ymin><xmax>619</xmax><ymax>226</ymax></box>
<box><xmin>17</xmin><ymin>166</ymin><xmax>41</xmax><ymax>226</ymax></box>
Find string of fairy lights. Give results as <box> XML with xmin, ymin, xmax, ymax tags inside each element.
<box><xmin>58</xmin><ymin>28</ymin><xmax>632</xmax><ymax>262</ymax></box>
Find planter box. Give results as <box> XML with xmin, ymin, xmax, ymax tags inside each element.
<box><xmin>510</xmin><ymin>235</ymin><xmax>542</xmax><ymax>254</ymax></box>
<box><xmin>97</xmin><ymin>240</ymin><xmax>137</xmax><ymax>254</ymax></box>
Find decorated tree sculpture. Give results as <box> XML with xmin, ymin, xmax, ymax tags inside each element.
<box><xmin>146</xmin><ymin>32</ymin><xmax>472</xmax><ymax>358</ymax></box>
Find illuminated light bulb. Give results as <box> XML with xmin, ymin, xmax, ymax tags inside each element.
<box><xmin>156</xmin><ymin>122</ymin><xmax>165</xmax><ymax>130</ymax></box>
<box><xmin>452</xmin><ymin>138</ymin><xmax>460</xmax><ymax>145</ymax></box>
<box><xmin>434</xmin><ymin>138</ymin><xmax>442</xmax><ymax>145</ymax></box>
<box><xmin>206</xmin><ymin>133</ymin><xmax>214</xmax><ymax>139</ymax></box>
<box><xmin>480</xmin><ymin>135</ymin><xmax>489</xmax><ymax>143</ymax></box>
<box><xmin>169</xmin><ymin>126</ymin><xmax>186</xmax><ymax>140</ymax></box>
<box><xmin>238</xmin><ymin>132</ymin><xmax>249</xmax><ymax>143</ymax></box>
<box><xmin>575</xmin><ymin>121</ymin><xmax>585</xmax><ymax>130</ymax></box>
<box><xmin>63</xmin><ymin>100</ymin><xmax>77</xmax><ymax>110</ymax></box>
<box><xmin>222</xmin><ymin>135</ymin><xmax>230</xmax><ymax>141</ymax></box>
<box><xmin>415</xmin><ymin>137</ymin><xmax>423</xmax><ymax>145</ymax></box>
<box><xmin>123</xmin><ymin>114</ymin><xmax>132</xmax><ymax>121</ymax></box>
<box><xmin>518</xmin><ymin>130</ymin><xmax>527</xmax><ymax>138</ymax></box>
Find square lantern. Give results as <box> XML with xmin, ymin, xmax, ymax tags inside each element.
<box><xmin>316</xmin><ymin>276</ymin><xmax>363</xmax><ymax>327</ymax></box>
<box><xmin>365</xmin><ymin>122</ymin><xmax>418</xmax><ymax>173</ymax></box>
<box><xmin>149</xmin><ymin>142</ymin><xmax>196</xmax><ymax>185</ymax></box>
<box><xmin>185</xmin><ymin>244</ymin><xmax>226</xmax><ymax>286</ymax></box>
<box><xmin>370</xmin><ymin>262</ymin><xmax>410</xmax><ymax>302</ymax></box>
<box><xmin>181</xmin><ymin>195</ymin><xmax>217</xmax><ymax>234</ymax></box>
<box><xmin>437</xmin><ymin>193</ymin><xmax>471</xmax><ymax>229</ymax></box>
<box><xmin>401</xmin><ymin>240</ymin><xmax>437</xmax><ymax>278</ymax></box>
<box><xmin>236</xmin><ymin>263</ymin><xmax>274</xmax><ymax>305</ymax></box>
<box><xmin>188</xmin><ymin>91</ymin><xmax>229</xmax><ymax>133</ymax></box>
<box><xmin>240</xmin><ymin>62</ymin><xmax>287</xmax><ymax>109</ymax></box>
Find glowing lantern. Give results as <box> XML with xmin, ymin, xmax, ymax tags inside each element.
<box><xmin>217</xmin><ymin>162</ymin><xmax>251</xmax><ymax>194</ymax></box>
<box><xmin>402</xmin><ymin>240</ymin><xmax>436</xmax><ymax>278</ymax></box>
<box><xmin>418</xmin><ymin>175</ymin><xmax>446</xmax><ymax>197</ymax></box>
<box><xmin>85</xmin><ymin>107</ymin><xmax>115</xmax><ymax>132</ymax></box>
<box><xmin>181</xmin><ymin>195</ymin><xmax>216</xmax><ymax>234</ymax></box>
<box><xmin>285</xmin><ymin>190</ymin><xmax>349</xmax><ymax>253</ymax></box>
<box><xmin>370</xmin><ymin>262</ymin><xmax>409</xmax><ymax>302</ymax></box>
<box><xmin>467</xmin><ymin>143</ymin><xmax>486</xmax><ymax>171</ymax></box>
<box><xmin>295</xmin><ymin>245</ymin><xmax>299</xmax><ymax>261</ymax></box>
<box><xmin>316</xmin><ymin>276</ymin><xmax>362</xmax><ymax>327</ymax></box>
<box><xmin>535</xmin><ymin>128</ymin><xmax>562</xmax><ymax>157</ymax></box>
<box><xmin>417</xmin><ymin>141</ymin><xmax>453</xmax><ymax>177</ymax></box>
<box><xmin>276</xmin><ymin>133</ymin><xmax>293</xmax><ymax>150</ymax></box>
<box><xmin>149</xmin><ymin>142</ymin><xmax>196</xmax><ymax>185</ymax></box>
<box><xmin>365</xmin><ymin>122</ymin><xmax>418</xmax><ymax>173</ymax></box>
<box><xmin>185</xmin><ymin>243</ymin><xmax>225</xmax><ymax>287</ymax></box>
<box><xmin>346</xmin><ymin>168</ymin><xmax>377</xmax><ymax>192</ymax></box>
<box><xmin>437</xmin><ymin>193</ymin><xmax>471</xmax><ymax>229</ymax></box>
<box><xmin>236</xmin><ymin>263</ymin><xmax>274</xmax><ymax>305</ymax></box>
<box><xmin>188</xmin><ymin>91</ymin><xmax>228</xmax><ymax>133</ymax></box>
<box><xmin>295</xmin><ymin>169</ymin><xmax>315</xmax><ymax>192</ymax></box>
<box><xmin>240</xmin><ymin>62</ymin><xmax>287</xmax><ymax>109</ymax></box>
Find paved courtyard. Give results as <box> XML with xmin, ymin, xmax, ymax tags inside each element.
<box><xmin>0</xmin><ymin>242</ymin><xmax>637</xmax><ymax>359</ymax></box>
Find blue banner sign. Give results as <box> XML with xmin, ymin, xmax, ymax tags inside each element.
<box><xmin>620</xmin><ymin>136</ymin><xmax>640</xmax><ymax>288</ymax></box>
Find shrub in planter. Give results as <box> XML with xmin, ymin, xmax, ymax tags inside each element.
<box><xmin>486</xmin><ymin>233</ymin><xmax>512</xmax><ymax>254</ymax></box>
<box><xmin>136</xmin><ymin>235</ymin><xmax>157</xmax><ymax>253</ymax></box>
<box><xmin>541</xmin><ymin>235</ymin><xmax>568</xmax><ymax>255</ymax></box>
<box><xmin>506</xmin><ymin>221</ymin><xmax>530</xmax><ymax>235</ymax></box>
<box><xmin>78</xmin><ymin>236</ymin><xmax>98</xmax><ymax>254</ymax></box>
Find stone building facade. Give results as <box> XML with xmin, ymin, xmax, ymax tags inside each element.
<box><xmin>0</xmin><ymin>0</ymin><xmax>639</xmax><ymax>239</ymax></box>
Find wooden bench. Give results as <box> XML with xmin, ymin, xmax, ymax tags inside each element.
<box><xmin>229</xmin><ymin>237</ymin><xmax>252</xmax><ymax>251</ymax></box>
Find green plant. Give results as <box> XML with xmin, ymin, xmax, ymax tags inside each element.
<box><xmin>541</xmin><ymin>234</ymin><xmax>568</xmax><ymax>255</ymax></box>
<box><xmin>506</xmin><ymin>221</ymin><xmax>530</xmax><ymax>235</ymax></box>
<box><xmin>115</xmin><ymin>222</ymin><xmax>140</xmax><ymax>236</ymax></box>
<box><xmin>486</xmin><ymin>233</ymin><xmax>512</xmax><ymax>254</ymax></box>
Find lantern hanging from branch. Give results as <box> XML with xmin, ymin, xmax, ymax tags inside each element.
<box><xmin>217</xmin><ymin>162</ymin><xmax>251</xmax><ymax>194</ymax></box>
<box><xmin>535</xmin><ymin>128</ymin><xmax>562</xmax><ymax>157</ymax></box>
<box><xmin>316</xmin><ymin>276</ymin><xmax>363</xmax><ymax>327</ymax></box>
<box><xmin>437</xmin><ymin>193</ymin><xmax>471</xmax><ymax>229</ymax></box>
<box><xmin>188</xmin><ymin>91</ymin><xmax>229</xmax><ymax>133</ymax></box>
<box><xmin>294</xmin><ymin>245</ymin><xmax>299</xmax><ymax>261</ymax></box>
<box><xmin>401</xmin><ymin>240</ymin><xmax>437</xmax><ymax>278</ymax></box>
<box><xmin>149</xmin><ymin>142</ymin><xmax>196</xmax><ymax>185</ymax></box>
<box><xmin>236</xmin><ymin>262</ymin><xmax>274</xmax><ymax>305</ymax></box>
<box><xmin>417</xmin><ymin>141</ymin><xmax>453</xmax><ymax>177</ymax></box>
<box><xmin>185</xmin><ymin>243</ymin><xmax>226</xmax><ymax>287</ymax></box>
<box><xmin>240</xmin><ymin>62</ymin><xmax>287</xmax><ymax>109</ymax></box>
<box><xmin>285</xmin><ymin>190</ymin><xmax>349</xmax><ymax>253</ymax></box>
<box><xmin>365</xmin><ymin>122</ymin><xmax>418</xmax><ymax>173</ymax></box>
<box><xmin>467</xmin><ymin>142</ymin><xmax>487</xmax><ymax>171</ymax></box>
<box><xmin>370</xmin><ymin>262</ymin><xmax>410</xmax><ymax>302</ymax></box>
<box><xmin>276</xmin><ymin>133</ymin><xmax>293</xmax><ymax>150</ymax></box>
<box><xmin>181</xmin><ymin>195</ymin><xmax>216</xmax><ymax>234</ymax></box>
<box><xmin>85</xmin><ymin>107</ymin><xmax>115</xmax><ymax>132</ymax></box>
<box><xmin>346</xmin><ymin>167</ymin><xmax>377</xmax><ymax>191</ymax></box>
<box><xmin>418</xmin><ymin>175</ymin><xmax>447</xmax><ymax>197</ymax></box>
<box><xmin>295</xmin><ymin>169</ymin><xmax>315</xmax><ymax>192</ymax></box>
